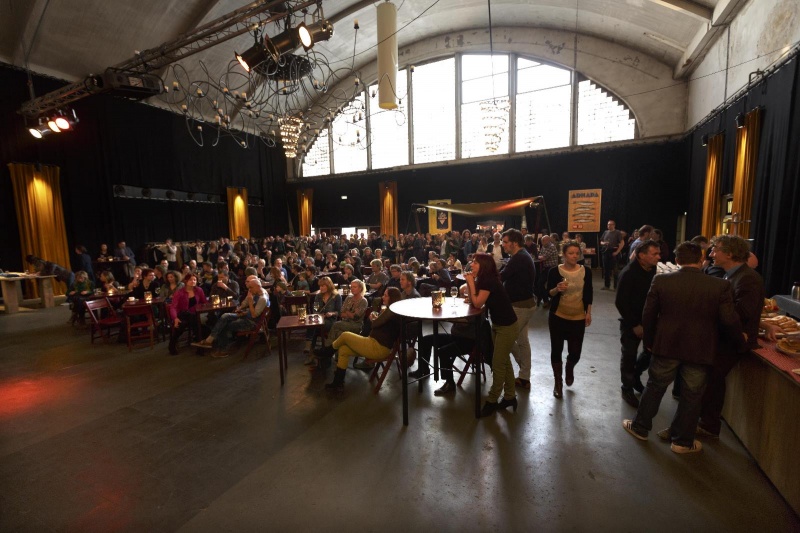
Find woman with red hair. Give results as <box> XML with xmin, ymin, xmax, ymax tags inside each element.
<box><xmin>168</xmin><ymin>273</ymin><xmax>208</xmax><ymax>355</ymax></box>
<box><xmin>463</xmin><ymin>253</ymin><xmax>519</xmax><ymax>416</ymax></box>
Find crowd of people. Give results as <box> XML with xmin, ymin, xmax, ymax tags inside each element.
<box><xmin>53</xmin><ymin>222</ymin><xmax>785</xmax><ymax>451</ymax></box>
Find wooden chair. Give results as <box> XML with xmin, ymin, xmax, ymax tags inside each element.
<box><xmin>122</xmin><ymin>303</ymin><xmax>156</xmax><ymax>351</ymax></box>
<box><xmin>369</xmin><ymin>337</ymin><xmax>416</xmax><ymax>394</ymax></box>
<box><xmin>85</xmin><ymin>298</ymin><xmax>123</xmax><ymax>344</ymax></box>
<box><xmin>237</xmin><ymin>306</ymin><xmax>272</xmax><ymax>360</ymax></box>
<box><xmin>454</xmin><ymin>346</ymin><xmax>487</xmax><ymax>387</ymax></box>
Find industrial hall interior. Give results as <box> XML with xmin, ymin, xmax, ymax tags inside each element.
<box><xmin>1</xmin><ymin>0</ymin><xmax>800</xmax><ymax>531</ymax></box>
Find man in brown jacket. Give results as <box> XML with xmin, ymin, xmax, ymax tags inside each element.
<box><xmin>623</xmin><ymin>242</ymin><xmax>743</xmax><ymax>454</ymax></box>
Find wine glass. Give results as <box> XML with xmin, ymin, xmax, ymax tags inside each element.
<box><xmin>313</xmin><ymin>301</ymin><xmax>321</xmax><ymax>315</ymax></box>
<box><xmin>450</xmin><ymin>286</ymin><xmax>459</xmax><ymax>305</ymax></box>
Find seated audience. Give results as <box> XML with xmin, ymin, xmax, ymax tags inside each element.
<box><xmin>67</xmin><ymin>271</ymin><xmax>93</xmax><ymax>325</ymax></box>
<box><xmin>167</xmin><ymin>273</ymin><xmax>208</xmax><ymax>355</ymax></box>
<box><xmin>325</xmin><ymin>287</ymin><xmax>403</xmax><ymax>391</ymax></box>
<box><xmin>304</xmin><ymin>277</ymin><xmax>343</xmax><ymax>364</ymax></box>
<box><xmin>192</xmin><ymin>276</ymin><xmax>269</xmax><ymax>357</ymax></box>
<box><xmin>159</xmin><ymin>270</ymin><xmax>184</xmax><ymax>301</ymax></box>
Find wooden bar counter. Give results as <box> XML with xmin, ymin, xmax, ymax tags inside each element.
<box><xmin>722</xmin><ymin>341</ymin><xmax>800</xmax><ymax>515</ymax></box>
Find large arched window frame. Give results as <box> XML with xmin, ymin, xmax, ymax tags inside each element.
<box><xmin>301</xmin><ymin>53</ymin><xmax>636</xmax><ymax>178</ymax></box>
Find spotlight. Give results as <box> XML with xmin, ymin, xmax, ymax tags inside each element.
<box><xmin>235</xmin><ymin>42</ymin><xmax>269</xmax><ymax>72</ymax></box>
<box><xmin>47</xmin><ymin>118</ymin><xmax>61</xmax><ymax>133</ymax></box>
<box><xmin>265</xmin><ymin>22</ymin><xmax>327</xmax><ymax>58</ymax></box>
<box><xmin>53</xmin><ymin>109</ymin><xmax>78</xmax><ymax>130</ymax></box>
<box><xmin>297</xmin><ymin>23</ymin><xmax>313</xmax><ymax>50</ymax></box>
<box><xmin>735</xmin><ymin>113</ymin><xmax>745</xmax><ymax>128</ymax></box>
<box><xmin>28</xmin><ymin>118</ymin><xmax>46</xmax><ymax>139</ymax></box>
<box><xmin>701</xmin><ymin>134</ymin><xmax>709</xmax><ymax>146</ymax></box>
<box><xmin>305</xmin><ymin>19</ymin><xmax>334</xmax><ymax>47</ymax></box>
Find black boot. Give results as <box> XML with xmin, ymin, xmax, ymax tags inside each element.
<box><xmin>552</xmin><ymin>362</ymin><xmax>563</xmax><ymax>398</ymax></box>
<box><xmin>168</xmin><ymin>324</ymin><xmax>184</xmax><ymax>356</ymax></box>
<box><xmin>325</xmin><ymin>368</ymin><xmax>346</xmax><ymax>391</ymax></box>
<box><xmin>316</xmin><ymin>345</ymin><xmax>335</xmax><ymax>369</ymax></box>
<box><xmin>565</xmin><ymin>361</ymin><xmax>575</xmax><ymax>387</ymax></box>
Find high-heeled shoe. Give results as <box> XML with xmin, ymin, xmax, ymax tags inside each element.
<box><xmin>498</xmin><ymin>396</ymin><xmax>518</xmax><ymax>412</ymax></box>
<box><xmin>480</xmin><ymin>401</ymin><xmax>498</xmax><ymax>417</ymax></box>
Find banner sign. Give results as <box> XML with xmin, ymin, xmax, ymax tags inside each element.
<box><xmin>567</xmin><ymin>189</ymin><xmax>601</xmax><ymax>232</ymax></box>
<box><xmin>428</xmin><ymin>199</ymin><xmax>451</xmax><ymax>234</ymax></box>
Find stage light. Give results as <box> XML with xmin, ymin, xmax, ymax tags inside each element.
<box><xmin>47</xmin><ymin>118</ymin><xmax>61</xmax><ymax>133</ymax></box>
<box><xmin>298</xmin><ymin>23</ymin><xmax>313</xmax><ymax>50</ymax></box>
<box><xmin>305</xmin><ymin>19</ymin><xmax>334</xmax><ymax>47</ymax></box>
<box><xmin>735</xmin><ymin>113</ymin><xmax>745</xmax><ymax>128</ymax></box>
<box><xmin>54</xmin><ymin>116</ymin><xmax>70</xmax><ymax>130</ymax></box>
<box><xmin>29</xmin><ymin>127</ymin><xmax>43</xmax><ymax>139</ymax></box>
<box><xmin>236</xmin><ymin>43</ymin><xmax>269</xmax><ymax>72</ymax></box>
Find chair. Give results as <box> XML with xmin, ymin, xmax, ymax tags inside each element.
<box><xmin>454</xmin><ymin>346</ymin><xmax>487</xmax><ymax>387</ymax></box>
<box><xmin>361</xmin><ymin>266</ymin><xmax>373</xmax><ymax>277</ymax></box>
<box><xmin>237</xmin><ymin>306</ymin><xmax>272</xmax><ymax>360</ymax></box>
<box><xmin>85</xmin><ymin>298</ymin><xmax>123</xmax><ymax>344</ymax></box>
<box><xmin>122</xmin><ymin>303</ymin><xmax>156</xmax><ymax>351</ymax></box>
<box><xmin>369</xmin><ymin>336</ymin><xmax>416</xmax><ymax>394</ymax></box>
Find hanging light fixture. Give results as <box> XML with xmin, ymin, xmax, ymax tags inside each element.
<box><xmin>376</xmin><ymin>2</ymin><xmax>398</xmax><ymax>110</ymax></box>
<box><xmin>235</xmin><ymin>41</ymin><xmax>270</xmax><ymax>73</ymax></box>
<box><xmin>481</xmin><ymin>0</ymin><xmax>508</xmax><ymax>152</ymax></box>
<box><xmin>279</xmin><ymin>116</ymin><xmax>303</xmax><ymax>158</ymax></box>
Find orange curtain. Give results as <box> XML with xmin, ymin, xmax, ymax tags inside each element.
<box><xmin>8</xmin><ymin>163</ymin><xmax>71</xmax><ymax>296</ymax></box>
<box><xmin>297</xmin><ymin>188</ymin><xmax>313</xmax><ymax>236</ymax></box>
<box><xmin>226</xmin><ymin>187</ymin><xmax>250</xmax><ymax>239</ymax></box>
<box><xmin>731</xmin><ymin>109</ymin><xmax>763</xmax><ymax>237</ymax></box>
<box><xmin>700</xmin><ymin>133</ymin><xmax>724</xmax><ymax>239</ymax></box>
<box><xmin>379</xmin><ymin>181</ymin><xmax>398</xmax><ymax>237</ymax></box>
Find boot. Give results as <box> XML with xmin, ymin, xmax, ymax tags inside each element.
<box><xmin>316</xmin><ymin>345</ymin><xmax>335</xmax><ymax>369</ymax></box>
<box><xmin>168</xmin><ymin>324</ymin><xmax>185</xmax><ymax>356</ymax></box>
<box><xmin>552</xmin><ymin>361</ymin><xmax>563</xmax><ymax>398</ymax></box>
<box><xmin>565</xmin><ymin>361</ymin><xmax>575</xmax><ymax>387</ymax></box>
<box><xmin>325</xmin><ymin>368</ymin><xmax>346</xmax><ymax>391</ymax></box>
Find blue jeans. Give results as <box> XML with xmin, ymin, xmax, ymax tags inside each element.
<box><xmin>211</xmin><ymin>313</ymin><xmax>255</xmax><ymax>349</ymax></box>
<box><xmin>632</xmin><ymin>355</ymin><xmax>708</xmax><ymax>447</ymax></box>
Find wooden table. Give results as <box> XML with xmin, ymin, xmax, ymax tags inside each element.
<box><xmin>194</xmin><ymin>301</ymin><xmax>236</xmax><ymax>339</ymax></box>
<box><xmin>276</xmin><ymin>314</ymin><xmax>326</xmax><ymax>385</ymax></box>
<box><xmin>122</xmin><ymin>296</ymin><xmax>168</xmax><ymax>341</ymax></box>
<box><xmin>390</xmin><ymin>297</ymin><xmax>484</xmax><ymax>425</ymax></box>
<box><xmin>0</xmin><ymin>274</ymin><xmax>58</xmax><ymax>314</ymax></box>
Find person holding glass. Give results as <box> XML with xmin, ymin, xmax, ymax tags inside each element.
<box><xmin>545</xmin><ymin>242</ymin><xmax>593</xmax><ymax>398</ymax></box>
<box><xmin>303</xmin><ymin>276</ymin><xmax>342</xmax><ymax>364</ymax></box>
<box><xmin>314</xmin><ymin>279</ymin><xmax>369</xmax><ymax>369</ymax></box>
<box><xmin>463</xmin><ymin>253</ymin><xmax>520</xmax><ymax>416</ymax></box>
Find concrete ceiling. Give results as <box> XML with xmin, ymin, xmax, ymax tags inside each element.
<box><xmin>0</xmin><ymin>0</ymin><xmax>742</xmax><ymax>122</ymax></box>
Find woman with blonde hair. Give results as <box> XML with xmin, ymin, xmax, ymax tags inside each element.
<box><xmin>326</xmin><ymin>287</ymin><xmax>403</xmax><ymax>391</ymax></box>
<box><xmin>314</xmin><ymin>279</ymin><xmax>368</xmax><ymax>368</ymax></box>
<box><xmin>304</xmin><ymin>276</ymin><xmax>342</xmax><ymax>363</ymax></box>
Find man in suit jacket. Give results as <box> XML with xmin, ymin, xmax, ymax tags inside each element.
<box><xmin>623</xmin><ymin>242</ymin><xmax>743</xmax><ymax>454</ymax></box>
<box><xmin>697</xmin><ymin>235</ymin><xmax>765</xmax><ymax>437</ymax></box>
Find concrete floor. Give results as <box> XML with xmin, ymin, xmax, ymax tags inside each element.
<box><xmin>1</xmin><ymin>278</ymin><xmax>798</xmax><ymax>532</ymax></box>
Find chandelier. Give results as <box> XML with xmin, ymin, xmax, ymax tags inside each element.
<box><xmin>481</xmin><ymin>98</ymin><xmax>509</xmax><ymax>152</ymax></box>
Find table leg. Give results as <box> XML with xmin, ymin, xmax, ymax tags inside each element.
<box><xmin>433</xmin><ymin>320</ymin><xmax>439</xmax><ymax>382</ymax></box>
<box><xmin>279</xmin><ymin>331</ymin><xmax>286</xmax><ymax>385</ymax></box>
<box><xmin>475</xmin><ymin>316</ymin><xmax>481</xmax><ymax>419</ymax></box>
<box><xmin>402</xmin><ymin>317</ymin><xmax>408</xmax><ymax>426</ymax></box>
<box><xmin>38</xmin><ymin>278</ymin><xmax>55</xmax><ymax>308</ymax></box>
<box><xmin>1</xmin><ymin>280</ymin><xmax>20</xmax><ymax>314</ymax></box>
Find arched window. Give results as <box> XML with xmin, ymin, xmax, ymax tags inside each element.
<box><xmin>301</xmin><ymin>53</ymin><xmax>635</xmax><ymax>177</ymax></box>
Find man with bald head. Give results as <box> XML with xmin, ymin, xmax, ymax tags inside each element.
<box><xmin>193</xmin><ymin>275</ymin><xmax>268</xmax><ymax>357</ymax></box>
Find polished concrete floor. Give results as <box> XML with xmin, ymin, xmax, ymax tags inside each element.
<box><xmin>1</xmin><ymin>279</ymin><xmax>798</xmax><ymax>532</ymax></box>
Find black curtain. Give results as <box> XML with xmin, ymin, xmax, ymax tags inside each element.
<box><xmin>294</xmin><ymin>140</ymin><xmax>689</xmax><ymax>251</ymax></box>
<box><xmin>686</xmin><ymin>56</ymin><xmax>800</xmax><ymax>296</ymax></box>
<box><xmin>0</xmin><ymin>64</ymin><xmax>288</xmax><ymax>272</ymax></box>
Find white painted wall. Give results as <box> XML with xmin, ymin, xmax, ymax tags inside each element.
<box><xmin>687</xmin><ymin>0</ymin><xmax>800</xmax><ymax>127</ymax></box>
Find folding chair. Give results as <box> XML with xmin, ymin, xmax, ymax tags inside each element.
<box><xmin>122</xmin><ymin>303</ymin><xmax>156</xmax><ymax>351</ymax></box>
<box><xmin>369</xmin><ymin>337</ymin><xmax>416</xmax><ymax>394</ymax></box>
<box><xmin>454</xmin><ymin>346</ymin><xmax>487</xmax><ymax>387</ymax></box>
<box><xmin>85</xmin><ymin>298</ymin><xmax>123</xmax><ymax>344</ymax></box>
<box><xmin>237</xmin><ymin>306</ymin><xmax>272</xmax><ymax>360</ymax></box>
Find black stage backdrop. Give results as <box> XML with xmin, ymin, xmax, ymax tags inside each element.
<box><xmin>291</xmin><ymin>140</ymin><xmax>690</xmax><ymax>253</ymax></box>
<box><xmin>687</xmin><ymin>56</ymin><xmax>800</xmax><ymax>296</ymax></box>
<box><xmin>0</xmin><ymin>64</ymin><xmax>288</xmax><ymax>272</ymax></box>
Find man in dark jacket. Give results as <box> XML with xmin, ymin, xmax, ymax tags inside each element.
<box><xmin>615</xmin><ymin>240</ymin><xmax>660</xmax><ymax>407</ymax></box>
<box><xmin>697</xmin><ymin>235</ymin><xmax>765</xmax><ymax>437</ymax></box>
<box><xmin>623</xmin><ymin>242</ymin><xmax>743</xmax><ymax>454</ymax></box>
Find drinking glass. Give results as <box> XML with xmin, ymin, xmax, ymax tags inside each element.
<box><xmin>450</xmin><ymin>286</ymin><xmax>459</xmax><ymax>305</ymax></box>
<box><xmin>313</xmin><ymin>301</ymin><xmax>321</xmax><ymax>314</ymax></box>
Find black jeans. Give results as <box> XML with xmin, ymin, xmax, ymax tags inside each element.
<box><xmin>417</xmin><ymin>333</ymin><xmax>474</xmax><ymax>381</ymax></box>
<box><xmin>699</xmin><ymin>352</ymin><xmax>743</xmax><ymax>434</ymax></box>
<box><xmin>619</xmin><ymin>325</ymin><xmax>652</xmax><ymax>391</ymax></box>
<box><xmin>601</xmin><ymin>250</ymin><xmax>615</xmax><ymax>288</ymax></box>
<box><xmin>548</xmin><ymin>314</ymin><xmax>586</xmax><ymax>366</ymax></box>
